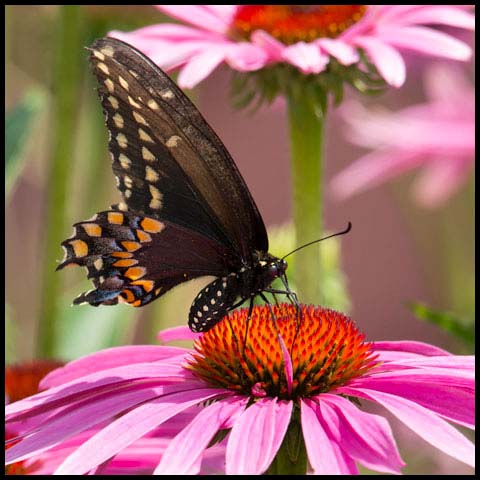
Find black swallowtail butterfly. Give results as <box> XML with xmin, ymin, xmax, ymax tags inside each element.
<box><xmin>58</xmin><ymin>37</ymin><xmax>295</xmax><ymax>333</ymax></box>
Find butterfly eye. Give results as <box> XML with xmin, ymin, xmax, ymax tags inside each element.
<box><xmin>268</xmin><ymin>264</ymin><xmax>279</xmax><ymax>278</ymax></box>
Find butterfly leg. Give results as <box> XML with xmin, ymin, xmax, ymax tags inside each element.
<box><xmin>243</xmin><ymin>297</ymin><xmax>255</xmax><ymax>353</ymax></box>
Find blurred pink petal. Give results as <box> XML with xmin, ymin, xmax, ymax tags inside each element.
<box><xmin>377</xmin><ymin>26</ymin><xmax>472</xmax><ymax>60</ymax></box>
<box><xmin>354</xmin><ymin>36</ymin><xmax>406</xmax><ymax>87</ymax></box>
<box><xmin>177</xmin><ymin>49</ymin><xmax>227</xmax><ymax>88</ymax></box>
<box><xmin>331</xmin><ymin>63</ymin><xmax>474</xmax><ymax>207</ymax></box>
<box><xmin>156</xmin><ymin>5</ymin><xmax>233</xmax><ymax>34</ymax></box>
<box><xmin>282</xmin><ymin>42</ymin><xmax>328</xmax><ymax>74</ymax></box>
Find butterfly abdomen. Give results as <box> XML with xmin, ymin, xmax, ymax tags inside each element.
<box><xmin>188</xmin><ymin>273</ymin><xmax>241</xmax><ymax>332</ymax></box>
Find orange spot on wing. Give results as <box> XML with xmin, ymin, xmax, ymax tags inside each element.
<box><xmin>82</xmin><ymin>223</ymin><xmax>102</xmax><ymax>237</ymax></box>
<box><xmin>111</xmin><ymin>251</ymin><xmax>133</xmax><ymax>258</ymax></box>
<box><xmin>141</xmin><ymin>218</ymin><xmax>165</xmax><ymax>233</ymax></box>
<box><xmin>122</xmin><ymin>241</ymin><xmax>141</xmax><ymax>252</ymax></box>
<box><xmin>131</xmin><ymin>279</ymin><xmax>155</xmax><ymax>293</ymax></box>
<box><xmin>125</xmin><ymin>266</ymin><xmax>146</xmax><ymax>280</ymax></box>
<box><xmin>108</xmin><ymin>212</ymin><xmax>124</xmax><ymax>225</ymax></box>
<box><xmin>70</xmin><ymin>240</ymin><xmax>88</xmax><ymax>258</ymax></box>
<box><xmin>136</xmin><ymin>230</ymin><xmax>152</xmax><ymax>243</ymax></box>
<box><xmin>113</xmin><ymin>259</ymin><xmax>138</xmax><ymax>268</ymax></box>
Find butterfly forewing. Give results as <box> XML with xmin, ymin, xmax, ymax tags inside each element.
<box><xmin>90</xmin><ymin>38</ymin><xmax>268</xmax><ymax>261</ymax></box>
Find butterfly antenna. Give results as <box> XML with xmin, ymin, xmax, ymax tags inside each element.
<box><xmin>281</xmin><ymin>222</ymin><xmax>352</xmax><ymax>261</ymax></box>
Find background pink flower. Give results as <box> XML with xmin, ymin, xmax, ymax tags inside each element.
<box><xmin>109</xmin><ymin>5</ymin><xmax>475</xmax><ymax>88</ymax></box>
<box><xmin>330</xmin><ymin>63</ymin><xmax>475</xmax><ymax>207</ymax></box>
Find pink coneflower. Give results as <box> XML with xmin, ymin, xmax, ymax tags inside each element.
<box><xmin>5</xmin><ymin>305</ymin><xmax>474</xmax><ymax>474</ymax></box>
<box><xmin>109</xmin><ymin>5</ymin><xmax>475</xmax><ymax>88</ymax></box>
<box><xmin>330</xmin><ymin>63</ymin><xmax>475</xmax><ymax>207</ymax></box>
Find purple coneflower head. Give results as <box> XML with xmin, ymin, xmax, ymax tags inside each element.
<box><xmin>109</xmin><ymin>5</ymin><xmax>475</xmax><ymax>89</ymax></box>
<box><xmin>5</xmin><ymin>304</ymin><xmax>475</xmax><ymax>474</ymax></box>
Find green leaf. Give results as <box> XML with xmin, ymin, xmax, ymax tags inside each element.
<box><xmin>408</xmin><ymin>301</ymin><xmax>474</xmax><ymax>348</ymax></box>
<box><xmin>5</xmin><ymin>89</ymin><xmax>45</xmax><ymax>198</ymax></box>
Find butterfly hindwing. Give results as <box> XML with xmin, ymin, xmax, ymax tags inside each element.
<box><xmin>58</xmin><ymin>208</ymin><xmax>234</xmax><ymax>307</ymax></box>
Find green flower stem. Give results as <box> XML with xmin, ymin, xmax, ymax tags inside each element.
<box><xmin>287</xmin><ymin>91</ymin><xmax>325</xmax><ymax>304</ymax></box>
<box><xmin>37</xmin><ymin>6</ymin><xmax>84</xmax><ymax>357</ymax></box>
<box><xmin>266</xmin><ymin>408</ymin><xmax>308</xmax><ymax>475</ymax></box>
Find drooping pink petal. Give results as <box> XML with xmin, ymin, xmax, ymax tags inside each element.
<box><xmin>377</xmin><ymin>26</ymin><xmax>472</xmax><ymax>61</ymax></box>
<box><xmin>391</xmin><ymin>6</ymin><xmax>475</xmax><ymax>29</ymax></box>
<box><xmin>157</xmin><ymin>325</ymin><xmax>200</xmax><ymax>343</ymax></box>
<box><xmin>282</xmin><ymin>42</ymin><xmax>329</xmax><ymax>74</ymax></box>
<box><xmin>110</xmin><ymin>23</ymin><xmax>224</xmax><ymax>43</ymax></box>
<box><xmin>423</xmin><ymin>62</ymin><xmax>474</xmax><ymax>104</ymax></box>
<box><xmin>301</xmin><ymin>399</ymin><xmax>358</xmax><ymax>474</ymax></box>
<box><xmin>225</xmin><ymin>42</ymin><xmax>271</xmax><ymax>71</ymax></box>
<box><xmin>412</xmin><ymin>156</ymin><xmax>472</xmax><ymax>207</ymax></box>
<box><xmin>156</xmin><ymin>5</ymin><xmax>232</xmax><ymax>34</ymax></box>
<box><xmin>154</xmin><ymin>396</ymin><xmax>247</xmax><ymax>474</ymax></box>
<box><xmin>340</xmin><ymin>370</ymin><xmax>474</xmax><ymax>429</ymax></box>
<box><xmin>330</xmin><ymin>150</ymin><xmax>423</xmax><ymax>200</ymax></box>
<box><xmin>5</xmin><ymin>384</ymin><xmax>183</xmax><ymax>465</ymax></box>
<box><xmin>315</xmin><ymin>38</ymin><xmax>359</xmax><ymax>65</ymax></box>
<box><xmin>354</xmin><ymin>35</ymin><xmax>406</xmax><ymax>87</ymax></box>
<box><xmin>342</xmin><ymin>387</ymin><xmax>475</xmax><ymax>468</ymax></box>
<box><xmin>41</xmin><ymin>345</ymin><xmax>189</xmax><ymax>388</ymax></box>
<box><xmin>177</xmin><ymin>49</ymin><xmax>227</xmax><ymax>88</ymax></box>
<box><xmin>53</xmin><ymin>388</ymin><xmax>227</xmax><ymax>475</ymax></box>
<box><xmin>226</xmin><ymin>398</ymin><xmax>292</xmax><ymax>474</ymax></box>
<box><xmin>372</xmin><ymin>340</ymin><xmax>451</xmax><ymax>356</ymax></box>
<box><xmin>320</xmin><ymin>393</ymin><xmax>405</xmax><ymax>474</ymax></box>
<box><xmin>250</xmin><ymin>30</ymin><xmax>285</xmax><ymax>61</ymax></box>
<box><xmin>5</xmin><ymin>362</ymin><xmax>189</xmax><ymax>421</ymax></box>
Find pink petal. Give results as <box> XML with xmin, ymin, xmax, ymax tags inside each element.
<box><xmin>301</xmin><ymin>399</ymin><xmax>358</xmax><ymax>474</ymax></box>
<box><xmin>321</xmin><ymin>394</ymin><xmax>405</xmax><ymax>474</ymax></box>
<box><xmin>5</xmin><ymin>384</ymin><xmax>178</xmax><ymax>464</ymax></box>
<box><xmin>392</xmin><ymin>6</ymin><xmax>475</xmax><ymax>29</ymax></box>
<box><xmin>54</xmin><ymin>388</ymin><xmax>227</xmax><ymax>474</ymax></box>
<box><xmin>250</xmin><ymin>30</ymin><xmax>285</xmax><ymax>60</ymax></box>
<box><xmin>330</xmin><ymin>150</ymin><xmax>423</xmax><ymax>200</ymax></box>
<box><xmin>225</xmin><ymin>42</ymin><xmax>271</xmax><ymax>71</ymax></box>
<box><xmin>226</xmin><ymin>398</ymin><xmax>292</xmax><ymax>474</ymax></box>
<box><xmin>342</xmin><ymin>387</ymin><xmax>475</xmax><ymax>468</ymax></box>
<box><xmin>154</xmin><ymin>396</ymin><xmax>247</xmax><ymax>474</ymax></box>
<box><xmin>423</xmin><ymin>63</ymin><xmax>474</xmax><ymax>104</ymax></box>
<box><xmin>41</xmin><ymin>346</ymin><xmax>189</xmax><ymax>388</ymax></box>
<box><xmin>372</xmin><ymin>340</ymin><xmax>451</xmax><ymax>356</ymax></box>
<box><xmin>377</xmin><ymin>26</ymin><xmax>472</xmax><ymax>61</ymax></box>
<box><xmin>6</xmin><ymin>362</ymin><xmax>189</xmax><ymax>421</ymax></box>
<box><xmin>156</xmin><ymin>5</ymin><xmax>232</xmax><ymax>34</ymax></box>
<box><xmin>315</xmin><ymin>38</ymin><xmax>359</xmax><ymax>65</ymax></box>
<box><xmin>177</xmin><ymin>49</ymin><xmax>226</xmax><ymax>88</ymax></box>
<box><xmin>354</xmin><ymin>35</ymin><xmax>406</xmax><ymax>87</ymax></box>
<box><xmin>110</xmin><ymin>23</ymin><xmax>223</xmax><ymax>43</ymax></box>
<box><xmin>282</xmin><ymin>42</ymin><xmax>329</xmax><ymax>74</ymax></box>
<box><xmin>412</xmin><ymin>156</ymin><xmax>472</xmax><ymax>207</ymax></box>
<box><xmin>341</xmin><ymin>370</ymin><xmax>474</xmax><ymax>429</ymax></box>
<box><xmin>157</xmin><ymin>326</ymin><xmax>200</xmax><ymax>343</ymax></box>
